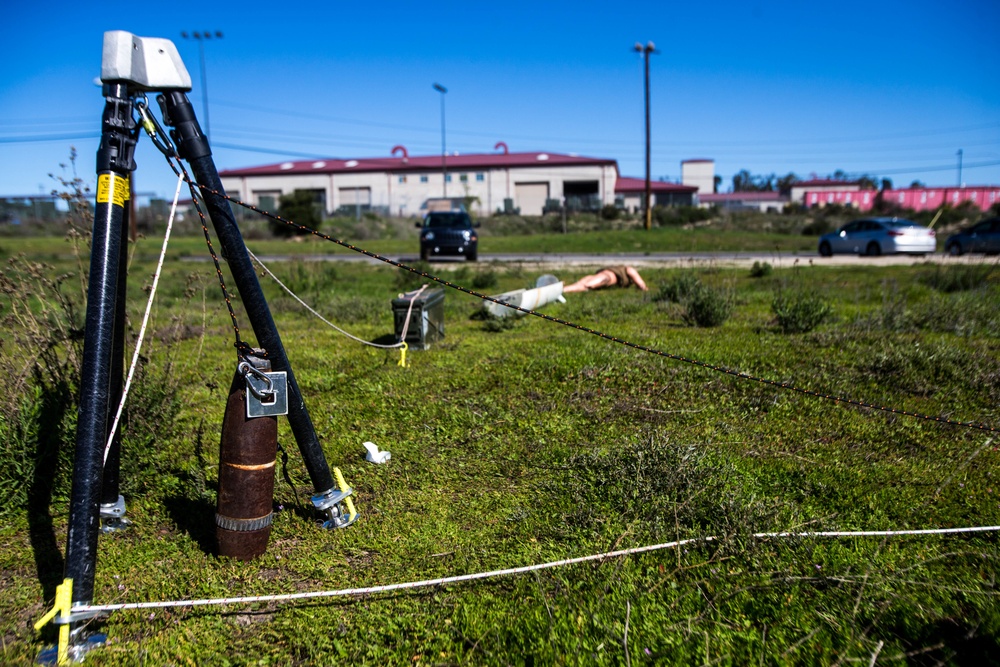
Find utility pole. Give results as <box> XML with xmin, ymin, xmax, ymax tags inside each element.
<box><xmin>957</xmin><ymin>149</ymin><xmax>963</xmax><ymax>187</ymax></box>
<box><xmin>181</xmin><ymin>31</ymin><xmax>223</xmax><ymax>142</ymax></box>
<box><xmin>634</xmin><ymin>41</ymin><xmax>656</xmax><ymax>230</ymax></box>
<box><xmin>433</xmin><ymin>83</ymin><xmax>448</xmax><ymax>199</ymax></box>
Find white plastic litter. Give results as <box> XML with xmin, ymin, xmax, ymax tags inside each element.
<box><xmin>363</xmin><ymin>441</ymin><xmax>391</xmax><ymax>464</ymax></box>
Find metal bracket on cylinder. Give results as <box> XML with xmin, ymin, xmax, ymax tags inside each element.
<box><xmin>99</xmin><ymin>494</ymin><xmax>131</xmax><ymax>533</ymax></box>
<box><xmin>240</xmin><ymin>361</ymin><xmax>288</xmax><ymax>418</ymax></box>
<box><xmin>311</xmin><ymin>486</ymin><xmax>357</xmax><ymax>530</ymax></box>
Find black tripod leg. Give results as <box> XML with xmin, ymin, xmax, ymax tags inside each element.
<box><xmin>157</xmin><ymin>91</ymin><xmax>337</xmax><ymax>499</ymax></box>
<box><xmin>99</xmin><ymin>190</ymin><xmax>130</xmax><ymax>531</ymax></box>
<box><xmin>65</xmin><ymin>83</ymin><xmax>137</xmax><ymax>607</ymax></box>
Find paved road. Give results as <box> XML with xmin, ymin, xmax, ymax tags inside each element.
<box><xmin>214</xmin><ymin>250</ymin><xmax>992</xmax><ymax>270</ymax></box>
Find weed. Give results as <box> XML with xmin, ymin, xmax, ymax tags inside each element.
<box><xmin>772</xmin><ymin>289</ymin><xmax>832</xmax><ymax>333</ymax></box>
<box><xmin>281</xmin><ymin>259</ymin><xmax>339</xmax><ymax>298</ymax></box>
<box><xmin>476</xmin><ymin>312</ymin><xmax>519</xmax><ymax>332</ymax></box>
<box><xmin>470</xmin><ymin>267</ymin><xmax>500</xmax><ymax>290</ymax></box>
<box><xmin>393</xmin><ymin>261</ymin><xmax>432</xmax><ymax>291</ymax></box>
<box><xmin>654</xmin><ymin>272</ymin><xmax>701</xmax><ymax>303</ymax></box>
<box><xmin>919</xmin><ymin>262</ymin><xmax>995</xmax><ymax>293</ymax></box>
<box><xmin>683</xmin><ymin>285</ymin><xmax>733</xmax><ymax>327</ymax></box>
<box><xmin>861</xmin><ymin>340</ymin><xmax>976</xmax><ymax>397</ymax></box>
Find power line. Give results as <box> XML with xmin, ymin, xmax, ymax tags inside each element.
<box><xmin>208</xmin><ymin>99</ymin><xmax>1000</xmax><ymax>150</ymax></box>
<box><xmin>0</xmin><ymin>132</ymin><xmax>100</xmax><ymax>144</ymax></box>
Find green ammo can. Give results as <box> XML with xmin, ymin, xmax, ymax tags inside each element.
<box><xmin>392</xmin><ymin>287</ymin><xmax>445</xmax><ymax>350</ymax></box>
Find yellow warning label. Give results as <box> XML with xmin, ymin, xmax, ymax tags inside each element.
<box><xmin>96</xmin><ymin>174</ymin><xmax>130</xmax><ymax>208</ymax></box>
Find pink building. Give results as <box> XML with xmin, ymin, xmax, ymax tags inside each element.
<box><xmin>804</xmin><ymin>186</ymin><xmax>1000</xmax><ymax>212</ymax></box>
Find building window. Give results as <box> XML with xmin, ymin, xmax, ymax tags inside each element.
<box><xmin>476</xmin><ymin>173</ymin><xmax>484</xmax><ymax>182</ymax></box>
<box><xmin>254</xmin><ymin>190</ymin><xmax>282</xmax><ymax>211</ymax></box>
<box><xmin>398</xmin><ymin>176</ymin><xmax>407</xmax><ymax>184</ymax></box>
<box><xmin>459</xmin><ymin>174</ymin><xmax>468</xmax><ymax>183</ymax></box>
<box><xmin>445</xmin><ymin>174</ymin><xmax>452</xmax><ymax>183</ymax></box>
<box><xmin>420</xmin><ymin>175</ymin><xmax>428</xmax><ymax>183</ymax></box>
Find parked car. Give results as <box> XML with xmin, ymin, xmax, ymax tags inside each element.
<box><xmin>417</xmin><ymin>211</ymin><xmax>479</xmax><ymax>261</ymax></box>
<box><xmin>817</xmin><ymin>217</ymin><xmax>936</xmax><ymax>257</ymax></box>
<box><xmin>944</xmin><ymin>217</ymin><xmax>1000</xmax><ymax>256</ymax></box>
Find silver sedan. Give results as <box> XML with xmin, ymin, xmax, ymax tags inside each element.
<box><xmin>818</xmin><ymin>217</ymin><xmax>937</xmax><ymax>257</ymax></box>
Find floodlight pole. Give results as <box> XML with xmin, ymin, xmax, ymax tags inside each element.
<box><xmin>635</xmin><ymin>41</ymin><xmax>656</xmax><ymax>230</ymax></box>
<box><xmin>433</xmin><ymin>83</ymin><xmax>447</xmax><ymax>198</ymax></box>
<box><xmin>181</xmin><ymin>31</ymin><xmax>223</xmax><ymax>143</ymax></box>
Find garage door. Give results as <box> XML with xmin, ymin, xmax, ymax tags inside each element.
<box><xmin>515</xmin><ymin>182</ymin><xmax>549</xmax><ymax>216</ymax></box>
<box><xmin>339</xmin><ymin>187</ymin><xmax>371</xmax><ymax>205</ymax></box>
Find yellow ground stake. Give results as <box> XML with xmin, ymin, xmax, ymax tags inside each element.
<box><xmin>397</xmin><ymin>341</ymin><xmax>409</xmax><ymax>368</ymax></box>
<box><xmin>333</xmin><ymin>467</ymin><xmax>358</xmax><ymax>522</ymax></box>
<box><xmin>34</xmin><ymin>578</ymin><xmax>72</xmax><ymax>665</ymax></box>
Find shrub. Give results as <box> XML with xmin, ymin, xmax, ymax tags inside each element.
<box><xmin>683</xmin><ymin>285</ymin><xmax>733</xmax><ymax>327</ymax></box>
<box><xmin>749</xmin><ymin>261</ymin><xmax>773</xmax><ymax>278</ymax></box>
<box><xmin>772</xmin><ymin>289</ymin><xmax>832</xmax><ymax>333</ymax></box>
<box><xmin>655</xmin><ymin>272</ymin><xmax>701</xmax><ymax>303</ymax></box>
<box><xmin>600</xmin><ymin>204</ymin><xmax>620</xmax><ymax>221</ymax></box>
<box><xmin>471</xmin><ymin>268</ymin><xmax>500</xmax><ymax>290</ymax></box>
<box><xmin>801</xmin><ymin>219</ymin><xmax>832</xmax><ymax>236</ymax></box>
<box><xmin>653</xmin><ymin>205</ymin><xmax>713</xmax><ymax>227</ymax></box>
<box><xmin>272</xmin><ymin>190</ymin><xmax>321</xmax><ymax>237</ymax></box>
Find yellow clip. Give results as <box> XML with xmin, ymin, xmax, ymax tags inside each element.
<box><xmin>333</xmin><ymin>467</ymin><xmax>358</xmax><ymax>523</ymax></box>
<box><xmin>397</xmin><ymin>341</ymin><xmax>409</xmax><ymax>368</ymax></box>
<box><xmin>34</xmin><ymin>578</ymin><xmax>72</xmax><ymax>665</ymax></box>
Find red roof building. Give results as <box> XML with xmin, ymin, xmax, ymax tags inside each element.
<box><xmin>219</xmin><ymin>151</ymin><xmax>620</xmax><ymax>217</ymax></box>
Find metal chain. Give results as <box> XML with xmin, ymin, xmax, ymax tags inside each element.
<box><xmin>185</xmin><ymin>179</ymin><xmax>998</xmax><ymax>433</ymax></box>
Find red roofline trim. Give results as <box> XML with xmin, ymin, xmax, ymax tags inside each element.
<box><xmin>220</xmin><ymin>152</ymin><xmax>617</xmax><ymax>177</ymax></box>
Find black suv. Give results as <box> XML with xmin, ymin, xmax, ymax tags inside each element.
<box><xmin>417</xmin><ymin>211</ymin><xmax>479</xmax><ymax>261</ymax></box>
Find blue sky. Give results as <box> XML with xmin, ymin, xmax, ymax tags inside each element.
<box><xmin>3</xmin><ymin>0</ymin><xmax>999</xmax><ymax>201</ymax></box>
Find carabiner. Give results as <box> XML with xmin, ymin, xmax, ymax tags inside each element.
<box><xmin>134</xmin><ymin>95</ymin><xmax>177</xmax><ymax>158</ymax></box>
<box><xmin>238</xmin><ymin>360</ymin><xmax>275</xmax><ymax>400</ymax></box>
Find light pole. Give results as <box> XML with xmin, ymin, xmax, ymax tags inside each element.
<box><xmin>181</xmin><ymin>30</ymin><xmax>223</xmax><ymax>142</ymax></box>
<box><xmin>957</xmin><ymin>149</ymin><xmax>963</xmax><ymax>187</ymax></box>
<box><xmin>433</xmin><ymin>83</ymin><xmax>448</xmax><ymax>198</ymax></box>
<box><xmin>634</xmin><ymin>41</ymin><xmax>656</xmax><ymax>230</ymax></box>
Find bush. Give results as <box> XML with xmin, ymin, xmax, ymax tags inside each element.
<box><xmin>749</xmin><ymin>261</ymin><xmax>773</xmax><ymax>278</ymax></box>
<box><xmin>683</xmin><ymin>285</ymin><xmax>733</xmax><ymax>327</ymax></box>
<box><xmin>653</xmin><ymin>205</ymin><xmax>713</xmax><ymax>227</ymax></box>
<box><xmin>801</xmin><ymin>219</ymin><xmax>832</xmax><ymax>236</ymax></box>
<box><xmin>471</xmin><ymin>268</ymin><xmax>500</xmax><ymax>290</ymax></box>
<box><xmin>600</xmin><ymin>204</ymin><xmax>620</xmax><ymax>221</ymax></box>
<box><xmin>655</xmin><ymin>272</ymin><xmax>701</xmax><ymax>303</ymax></box>
<box><xmin>772</xmin><ymin>289</ymin><xmax>832</xmax><ymax>333</ymax></box>
<box><xmin>272</xmin><ymin>190</ymin><xmax>322</xmax><ymax>237</ymax></box>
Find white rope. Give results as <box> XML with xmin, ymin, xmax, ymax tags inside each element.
<box><xmin>395</xmin><ymin>283</ymin><xmax>428</xmax><ymax>344</ymax></box>
<box><xmin>246</xmin><ymin>248</ymin><xmax>409</xmax><ymax>350</ymax></box>
<box><xmin>103</xmin><ymin>172</ymin><xmax>184</xmax><ymax>465</ymax></box>
<box><xmin>77</xmin><ymin>524</ymin><xmax>1000</xmax><ymax>614</ymax></box>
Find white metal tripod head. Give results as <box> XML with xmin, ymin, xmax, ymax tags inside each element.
<box><xmin>101</xmin><ymin>30</ymin><xmax>192</xmax><ymax>91</ymax></box>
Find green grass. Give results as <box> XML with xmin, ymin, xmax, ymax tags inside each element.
<box><xmin>1</xmin><ymin>240</ymin><xmax>999</xmax><ymax>665</ymax></box>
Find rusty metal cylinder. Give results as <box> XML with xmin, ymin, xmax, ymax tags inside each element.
<box><xmin>216</xmin><ymin>352</ymin><xmax>277</xmax><ymax>560</ymax></box>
